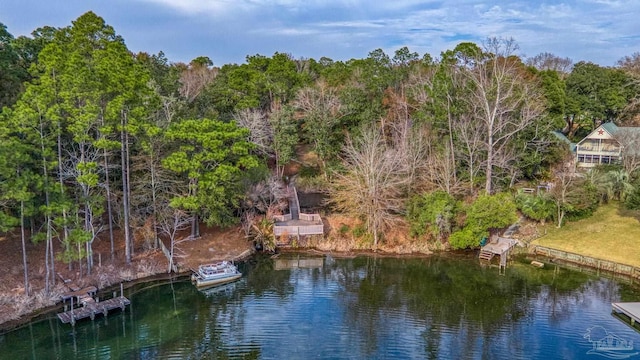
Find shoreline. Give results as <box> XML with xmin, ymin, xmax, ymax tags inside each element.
<box><xmin>0</xmin><ymin>271</ymin><xmax>187</xmax><ymax>335</ymax></box>
<box><xmin>3</xmin><ymin>242</ymin><xmax>640</xmax><ymax>335</ymax></box>
<box><xmin>0</xmin><ymin>243</ymin><xmax>256</xmax><ymax>335</ymax></box>
<box><xmin>0</xmin><ymin>244</ymin><xmax>435</xmax><ymax>334</ymax></box>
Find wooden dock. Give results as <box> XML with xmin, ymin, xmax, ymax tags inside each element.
<box><xmin>612</xmin><ymin>302</ymin><xmax>640</xmax><ymax>326</ymax></box>
<box><xmin>57</xmin><ymin>296</ymin><xmax>130</xmax><ymax>325</ymax></box>
<box><xmin>479</xmin><ymin>237</ymin><xmax>519</xmax><ymax>270</ymax></box>
<box><xmin>273</xmin><ymin>185</ymin><xmax>324</xmax><ymax>241</ymax></box>
<box><xmin>57</xmin><ymin>283</ymin><xmax>130</xmax><ymax>325</ymax></box>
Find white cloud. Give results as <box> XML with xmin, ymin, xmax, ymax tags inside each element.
<box><xmin>6</xmin><ymin>0</ymin><xmax>639</xmax><ymax>65</ymax></box>
<box><xmin>139</xmin><ymin>0</ymin><xmax>232</xmax><ymax>14</ymax></box>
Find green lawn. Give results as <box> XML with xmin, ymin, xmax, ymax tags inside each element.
<box><xmin>532</xmin><ymin>203</ymin><xmax>640</xmax><ymax>268</ymax></box>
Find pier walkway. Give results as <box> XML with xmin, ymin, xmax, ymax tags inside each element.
<box><xmin>57</xmin><ymin>284</ymin><xmax>130</xmax><ymax>325</ymax></box>
<box><xmin>612</xmin><ymin>302</ymin><xmax>640</xmax><ymax>326</ymax></box>
<box><xmin>479</xmin><ymin>237</ymin><xmax>519</xmax><ymax>270</ymax></box>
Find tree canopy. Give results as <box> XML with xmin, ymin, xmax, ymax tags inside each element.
<box><xmin>1</xmin><ymin>11</ymin><xmax>640</xmax><ymax>286</ymax></box>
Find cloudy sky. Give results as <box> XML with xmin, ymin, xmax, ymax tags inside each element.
<box><xmin>1</xmin><ymin>0</ymin><xmax>638</xmax><ymax>66</ymax></box>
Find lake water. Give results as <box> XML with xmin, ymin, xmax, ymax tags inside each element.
<box><xmin>1</xmin><ymin>254</ymin><xmax>640</xmax><ymax>359</ymax></box>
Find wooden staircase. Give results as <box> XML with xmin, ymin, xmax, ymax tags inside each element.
<box><xmin>479</xmin><ymin>249</ymin><xmax>494</xmax><ymax>262</ymax></box>
<box><xmin>288</xmin><ymin>185</ymin><xmax>300</xmax><ymax>220</ymax></box>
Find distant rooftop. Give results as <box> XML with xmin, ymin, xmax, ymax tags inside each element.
<box><xmin>552</xmin><ymin>131</ymin><xmax>576</xmax><ymax>152</ymax></box>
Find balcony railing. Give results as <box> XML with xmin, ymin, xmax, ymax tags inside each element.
<box><xmin>576</xmin><ymin>147</ymin><xmax>620</xmax><ymax>154</ymax></box>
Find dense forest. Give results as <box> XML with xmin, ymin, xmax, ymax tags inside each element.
<box><xmin>1</xmin><ymin>12</ymin><xmax>640</xmax><ymax>296</ymax></box>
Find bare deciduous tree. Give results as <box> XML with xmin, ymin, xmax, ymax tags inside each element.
<box><xmin>130</xmin><ymin>138</ymin><xmax>179</xmax><ymax>249</ymax></box>
<box><xmin>178</xmin><ymin>61</ymin><xmax>218</xmax><ymax>103</ymax></box>
<box><xmin>234</xmin><ymin>108</ymin><xmax>273</xmax><ymax>157</ymax></box>
<box><xmin>461</xmin><ymin>38</ymin><xmax>546</xmax><ymax>193</ymax></box>
<box><xmin>158</xmin><ymin>208</ymin><xmax>192</xmax><ymax>273</ymax></box>
<box><xmin>617</xmin><ymin>53</ymin><xmax>640</xmax><ymax>123</ymax></box>
<box><xmin>390</xmin><ymin>118</ymin><xmax>429</xmax><ymax>192</ymax></box>
<box><xmin>453</xmin><ymin>113</ymin><xmax>485</xmax><ymax>191</ymax></box>
<box><xmin>330</xmin><ymin>125</ymin><xmax>409</xmax><ymax>246</ymax></box>
<box><xmin>526</xmin><ymin>52</ymin><xmax>573</xmax><ymax>75</ymax></box>
<box><xmin>617</xmin><ymin>52</ymin><xmax>640</xmax><ymax>77</ymax></box>
<box><xmin>61</xmin><ymin>143</ymin><xmax>104</xmax><ymax>275</ymax></box>
<box><xmin>427</xmin><ymin>141</ymin><xmax>467</xmax><ymax>195</ymax></box>
<box><xmin>243</xmin><ymin>175</ymin><xmax>289</xmax><ymax>214</ymax></box>
<box><xmin>616</xmin><ymin>130</ymin><xmax>640</xmax><ymax>175</ymax></box>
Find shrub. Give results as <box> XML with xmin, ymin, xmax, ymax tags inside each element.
<box><xmin>299</xmin><ymin>164</ymin><xmax>321</xmax><ymax>178</ymax></box>
<box><xmin>624</xmin><ymin>178</ymin><xmax>640</xmax><ymax>210</ymax></box>
<box><xmin>515</xmin><ymin>191</ymin><xmax>555</xmax><ymax>223</ymax></box>
<box><xmin>466</xmin><ymin>192</ymin><xmax>517</xmax><ymax>233</ymax></box>
<box><xmin>563</xmin><ymin>182</ymin><xmax>600</xmax><ymax>222</ymax></box>
<box><xmin>406</xmin><ymin>191</ymin><xmax>458</xmax><ymax>240</ymax></box>
<box><xmin>338</xmin><ymin>224</ymin><xmax>350</xmax><ymax>235</ymax></box>
<box><xmin>448</xmin><ymin>192</ymin><xmax>518</xmax><ymax>249</ymax></box>
<box><xmin>449</xmin><ymin>228</ymin><xmax>479</xmax><ymax>250</ymax></box>
<box><xmin>352</xmin><ymin>224</ymin><xmax>367</xmax><ymax>238</ymax></box>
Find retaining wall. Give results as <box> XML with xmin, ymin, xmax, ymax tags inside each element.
<box><xmin>531</xmin><ymin>245</ymin><xmax>640</xmax><ymax>280</ymax></box>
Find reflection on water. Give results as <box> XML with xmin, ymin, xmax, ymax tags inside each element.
<box><xmin>1</xmin><ymin>254</ymin><xmax>640</xmax><ymax>359</ymax></box>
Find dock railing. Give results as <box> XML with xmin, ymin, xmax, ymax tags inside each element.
<box><xmin>273</xmin><ymin>224</ymin><xmax>324</xmax><ymax>237</ymax></box>
<box><xmin>273</xmin><ymin>214</ymin><xmax>292</xmax><ymax>222</ymax></box>
<box><xmin>273</xmin><ymin>184</ymin><xmax>324</xmax><ymax>239</ymax></box>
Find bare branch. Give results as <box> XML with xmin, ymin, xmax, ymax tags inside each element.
<box><xmin>330</xmin><ymin>124</ymin><xmax>409</xmax><ymax>246</ymax></box>
<box><xmin>234</xmin><ymin>108</ymin><xmax>274</xmax><ymax>157</ymax></box>
<box><xmin>178</xmin><ymin>63</ymin><xmax>217</xmax><ymax>103</ymax></box>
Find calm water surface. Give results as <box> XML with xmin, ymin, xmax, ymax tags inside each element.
<box><xmin>1</xmin><ymin>254</ymin><xmax>640</xmax><ymax>359</ymax></box>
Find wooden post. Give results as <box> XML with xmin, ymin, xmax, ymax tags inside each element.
<box><xmin>70</xmin><ymin>296</ymin><xmax>75</xmax><ymax>326</ymax></box>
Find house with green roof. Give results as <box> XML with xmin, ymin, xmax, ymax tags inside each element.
<box><xmin>574</xmin><ymin>122</ymin><xmax>640</xmax><ymax>168</ymax></box>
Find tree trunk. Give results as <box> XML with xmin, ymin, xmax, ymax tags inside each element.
<box><xmin>446</xmin><ymin>96</ymin><xmax>457</xmax><ymax>185</ymax></box>
<box><xmin>84</xmin><ymin>204</ymin><xmax>92</xmax><ymax>275</ymax></box>
<box><xmin>40</xmin><ymin>121</ymin><xmax>55</xmax><ymax>294</ymax></box>
<box><xmin>168</xmin><ymin>234</ymin><xmax>174</xmax><ymax>273</ymax></box>
<box><xmin>103</xmin><ymin>148</ymin><xmax>115</xmax><ymax>259</ymax></box>
<box><xmin>57</xmin><ymin>121</ymin><xmax>70</xmax><ymax>262</ymax></box>
<box><xmin>485</xmin><ymin>134</ymin><xmax>494</xmax><ymax>193</ymax></box>
<box><xmin>44</xmin><ymin>220</ymin><xmax>51</xmax><ymax>294</ymax></box>
<box><xmin>121</xmin><ymin>111</ymin><xmax>132</xmax><ymax>264</ymax></box>
<box><xmin>78</xmin><ymin>241</ymin><xmax>83</xmax><ymax>279</ymax></box>
<box><xmin>125</xmin><ymin>125</ymin><xmax>133</xmax><ymax>258</ymax></box>
<box><xmin>191</xmin><ymin>214</ymin><xmax>200</xmax><ymax>239</ymax></box>
<box><xmin>150</xmin><ymin>150</ymin><xmax>159</xmax><ymax>249</ymax></box>
<box><xmin>54</xmin><ymin>69</ymin><xmax>69</xmax><ymax>251</ymax></box>
<box><xmin>81</xmin><ymin>144</ymin><xmax>93</xmax><ymax>275</ymax></box>
<box><xmin>20</xmin><ymin>201</ymin><xmax>30</xmax><ymax>296</ymax></box>
<box><xmin>556</xmin><ymin>205</ymin><xmax>564</xmax><ymax>228</ymax></box>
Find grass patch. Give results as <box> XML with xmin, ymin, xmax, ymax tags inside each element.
<box><xmin>532</xmin><ymin>202</ymin><xmax>640</xmax><ymax>267</ymax></box>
